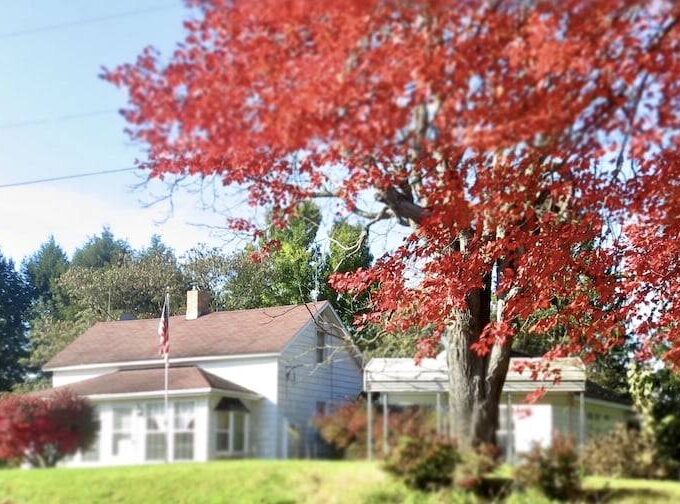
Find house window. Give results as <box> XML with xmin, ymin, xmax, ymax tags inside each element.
<box><xmin>145</xmin><ymin>403</ymin><xmax>167</xmax><ymax>461</ymax></box>
<box><xmin>232</xmin><ymin>412</ymin><xmax>246</xmax><ymax>452</ymax></box>
<box><xmin>316</xmin><ymin>330</ymin><xmax>325</xmax><ymax>363</ymax></box>
<box><xmin>174</xmin><ymin>401</ymin><xmax>195</xmax><ymax>460</ymax></box>
<box><xmin>215</xmin><ymin>411</ymin><xmax>249</xmax><ymax>455</ymax></box>
<box><xmin>112</xmin><ymin>407</ymin><xmax>133</xmax><ymax>456</ymax></box>
<box><xmin>82</xmin><ymin>407</ymin><xmax>100</xmax><ymax>462</ymax></box>
<box><xmin>216</xmin><ymin>410</ymin><xmax>231</xmax><ymax>453</ymax></box>
<box><xmin>215</xmin><ymin>398</ymin><xmax>249</xmax><ymax>456</ymax></box>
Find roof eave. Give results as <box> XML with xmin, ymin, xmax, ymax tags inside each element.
<box><xmin>82</xmin><ymin>387</ymin><xmax>261</xmax><ymax>402</ymax></box>
<box><xmin>43</xmin><ymin>352</ymin><xmax>281</xmax><ymax>373</ymax></box>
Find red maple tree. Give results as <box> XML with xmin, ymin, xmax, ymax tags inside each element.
<box><xmin>0</xmin><ymin>390</ymin><xmax>97</xmax><ymax>467</ymax></box>
<box><xmin>106</xmin><ymin>0</ymin><xmax>680</xmax><ymax>445</ymax></box>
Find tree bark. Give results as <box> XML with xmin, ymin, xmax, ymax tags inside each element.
<box><xmin>444</xmin><ymin>280</ymin><xmax>512</xmax><ymax>449</ymax></box>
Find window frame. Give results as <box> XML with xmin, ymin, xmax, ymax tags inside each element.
<box><xmin>173</xmin><ymin>400</ymin><xmax>196</xmax><ymax>461</ymax></box>
<box><xmin>316</xmin><ymin>330</ymin><xmax>326</xmax><ymax>364</ymax></box>
<box><xmin>111</xmin><ymin>406</ymin><xmax>133</xmax><ymax>457</ymax></box>
<box><xmin>215</xmin><ymin>410</ymin><xmax>249</xmax><ymax>457</ymax></box>
<box><xmin>144</xmin><ymin>402</ymin><xmax>168</xmax><ymax>462</ymax></box>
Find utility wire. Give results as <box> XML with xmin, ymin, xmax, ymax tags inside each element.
<box><xmin>0</xmin><ymin>3</ymin><xmax>182</xmax><ymax>40</ymax></box>
<box><xmin>0</xmin><ymin>109</ymin><xmax>117</xmax><ymax>130</ymax></box>
<box><xmin>0</xmin><ymin>167</ymin><xmax>138</xmax><ymax>189</ymax></box>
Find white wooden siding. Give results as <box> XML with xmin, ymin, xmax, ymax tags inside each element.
<box><xmin>278</xmin><ymin>308</ymin><xmax>363</xmax><ymax>458</ymax></box>
<box><xmin>199</xmin><ymin>356</ymin><xmax>279</xmax><ymax>458</ymax></box>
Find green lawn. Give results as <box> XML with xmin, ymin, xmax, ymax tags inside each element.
<box><xmin>1</xmin><ymin>460</ymin><xmax>679</xmax><ymax>503</ymax></box>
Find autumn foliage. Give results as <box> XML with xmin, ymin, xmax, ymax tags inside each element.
<box><xmin>106</xmin><ymin>0</ymin><xmax>680</xmax><ymax>441</ymax></box>
<box><xmin>314</xmin><ymin>399</ymin><xmax>435</xmax><ymax>459</ymax></box>
<box><xmin>0</xmin><ymin>390</ymin><xmax>97</xmax><ymax>467</ymax></box>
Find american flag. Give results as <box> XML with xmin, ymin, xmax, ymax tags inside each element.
<box><xmin>158</xmin><ymin>294</ymin><xmax>170</xmax><ymax>356</ymax></box>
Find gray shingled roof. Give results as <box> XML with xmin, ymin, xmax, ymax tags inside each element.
<box><xmin>45</xmin><ymin>301</ymin><xmax>328</xmax><ymax>369</ymax></box>
<box><xmin>42</xmin><ymin>366</ymin><xmax>258</xmax><ymax>397</ymax></box>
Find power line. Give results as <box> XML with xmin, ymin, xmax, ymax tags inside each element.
<box><xmin>0</xmin><ymin>109</ymin><xmax>117</xmax><ymax>130</ymax></box>
<box><xmin>0</xmin><ymin>167</ymin><xmax>139</xmax><ymax>189</ymax></box>
<box><xmin>0</xmin><ymin>3</ymin><xmax>182</xmax><ymax>40</ymax></box>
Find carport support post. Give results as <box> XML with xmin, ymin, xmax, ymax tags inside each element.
<box><xmin>367</xmin><ymin>391</ymin><xmax>373</xmax><ymax>460</ymax></box>
<box><xmin>435</xmin><ymin>393</ymin><xmax>442</xmax><ymax>435</ymax></box>
<box><xmin>579</xmin><ymin>391</ymin><xmax>586</xmax><ymax>448</ymax></box>
<box><xmin>382</xmin><ymin>393</ymin><xmax>389</xmax><ymax>455</ymax></box>
<box><xmin>506</xmin><ymin>393</ymin><xmax>513</xmax><ymax>462</ymax></box>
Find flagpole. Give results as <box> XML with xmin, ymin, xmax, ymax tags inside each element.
<box><xmin>164</xmin><ymin>289</ymin><xmax>170</xmax><ymax>464</ymax></box>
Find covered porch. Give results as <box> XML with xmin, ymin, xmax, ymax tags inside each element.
<box><xmin>364</xmin><ymin>355</ymin><xmax>587</xmax><ymax>460</ymax></box>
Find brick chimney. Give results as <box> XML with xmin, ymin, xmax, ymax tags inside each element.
<box><xmin>186</xmin><ymin>287</ymin><xmax>211</xmax><ymax>320</ymax></box>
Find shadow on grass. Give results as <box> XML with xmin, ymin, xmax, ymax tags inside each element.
<box><xmin>582</xmin><ymin>486</ymin><xmax>668</xmax><ymax>503</ymax></box>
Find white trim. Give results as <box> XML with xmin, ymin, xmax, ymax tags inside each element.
<box><xmin>44</xmin><ymin>352</ymin><xmax>281</xmax><ymax>373</ymax></box>
<box><xmin>322</xmin><ymin>303</ymin><xmax>364</xmax><ymax>365</ymax></box>
<box><xmin>585</xmin><ymin>397</ymin><xmax>635</xmax><ymax>411</ymax></box>
<box><xmin>85</xmin><ymin>388</ymin><xmax>261</xmax><ymax>402</ymax></box>
<box><xmin>280</xmin><ymin>302</ymin><xmax>363</xmax><ymax>369</ymax></box>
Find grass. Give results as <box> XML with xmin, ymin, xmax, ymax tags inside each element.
<box><xmin>582</xmin><ymin>476</ymin><xmax>680</xmax><ymax>503</ymax></box>
<box><xmin>1</xmin><ymin>461</ymin><xmax>680</xmax><ymax>503</ymax></box>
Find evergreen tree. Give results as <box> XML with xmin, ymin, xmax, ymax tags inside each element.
<box><xmin>71</xmin><ymin>227</ymin><xmax>130</xmax><ymax>268</ymax></box>
<box><xmin>22</xmin><ymin>236</ymin><xmax>69</xmax><ymax>304</ymax></box>
<box><xmin>0</xmin><ymin>251</ymin><xmax>31</xmax><ymax>391</ymax></box>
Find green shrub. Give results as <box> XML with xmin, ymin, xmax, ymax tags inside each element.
<box><xmin>384</xmin><ymin>435</ymin><xmax>459</xmax><ymax>491</ymax></box>
<box><xmin>630</xmin><ymin>365</ymin><xmax>680</xmax><ymax>472</ymax></box>
<box><xmin>514</xmin><ymin>434</ymin><xmax>581</xmax><ymax>501</ymax></box>
<box><xmin>454</xmin><ymin>443</ymin><xmax>502</xmax><ymax>492</ymax></box>
<box><xmin>581</xmin><ymin>424</ymin><xmax>677</xmax><ymax>479</ymax></box>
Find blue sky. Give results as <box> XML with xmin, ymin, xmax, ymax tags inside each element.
<box><xmin>0</xmin><ymin>1</ymin><xmax>408</xmax><ymax>265</ymax></box>
<box><xmin>0</xmin><ymin>1</ymin><xmax>235</xmax><ymax>263</ymax></box>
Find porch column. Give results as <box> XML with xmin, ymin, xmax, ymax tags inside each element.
<box><xmin>578</xmin><ymin>391</ymin><xmax>586</xmax><ymax>449</ymax></box>
<box><xmin>506</xmin><ymin>393</ymin><xmax>514</xmax><ymax>462</ymax></box>
<box><xmin>382</xmin><ymin>393</ymin><xmax>389</xmax><ymax>455</ymax></box>
<box><xmin>367</xmin><ymin>391</ymin><xmax>373</xmax><ymax>460</ymax></box>
<box><xmin>435</xmin><ymin>393</ymin><xmax>442</xmax><ymax>435</ymax></box>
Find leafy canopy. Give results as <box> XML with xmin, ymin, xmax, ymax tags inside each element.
<box><xmin>105</xmin><ymin>0</ymin><xmax>680</xmax><ymax>367</ymax></box>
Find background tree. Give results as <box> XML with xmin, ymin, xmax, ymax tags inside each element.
<box><xmin>629</xmin><ymin>364</ymin><xmax>680</xmax><ymax>469</ymax></box>
<box><xmin>106</xmin><ymin>0</ymin><xmax>680</xmax><ymax>446</ymax></box>
<box><xmin>59</xmin><ymin>238</ymin><xmax>186</xmax><ymax>320</ymax></box>
<box><xmin>19</xmin><ymin>313</ymin><xmax>95</xmax><ymax>391</ymax></box>
<box><xmin>0</xmin><ymin>251</ymin><xmax>31</xmax><ymax>391</ymax></box>
<box><xmin>71</xmin><ymin>227</ymin><xmax>130</xmax><ymax>269</ymax></box>
<box><xmin>0</xmin><ymin>390</ymin><xmax>97</xmax><ymax>468</ymax></box>
<box><xmin>22</xmin><ymin>236</ymin><xmax>69</xmax><ymax>306</ymax></box>
<box><xmin>262</xmin><ymin>200</ymin><xmax>322</xmax><ymax>305</ymax></box>
<box><xmin>185</xmin><ymin>202</ymin><xmax>324</xmax><ymax>310</ymax></box>
<box><xmin>321</xmin><ymin>221</ymin><xmax>372</xmax><ymax>327</ymax></box>
<box><xmin>20</xmin><ymin>235</ymin><xmax>184</xmax><ymax>389</ymax></box>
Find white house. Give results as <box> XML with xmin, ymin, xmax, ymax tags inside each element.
<box><xmin>364</xmin><ymin>353</ymin><xmax>635</xmax><ymax>460</ymax></box>
<box><xmin>41</xmin><ymin>289</ymin><xmax>634</xmax><ymax>467</ymax></box>
<box><xmin>42</xmin><ymin>291</ymin><xmax>363</xmax><ymax>466</ymax></box>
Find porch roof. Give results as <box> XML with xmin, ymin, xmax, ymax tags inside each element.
<box><xmin>364</xmin><ymin>355</ymin><xmax>587</xmax><ymax>393</ymax></box>
<box><xmin>42</xmin><ymin>366</ymin><xmax>261</xmax><ymax>400</ymax></box>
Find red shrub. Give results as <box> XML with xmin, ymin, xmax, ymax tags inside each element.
<box><xmin>314</xmin><ymin>398</ymin><xmax>435</xmax><ymax>459</ymax></box>
<box><xmin>0</xmin><ymin>389</ymin><xmax>97</xmax><ymax>467</ymax></box>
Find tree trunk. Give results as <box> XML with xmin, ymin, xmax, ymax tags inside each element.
<box><xmin>444</xmin><ymin>281</ymin><xmax>512</xmax><ymax>449</ymax></box>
